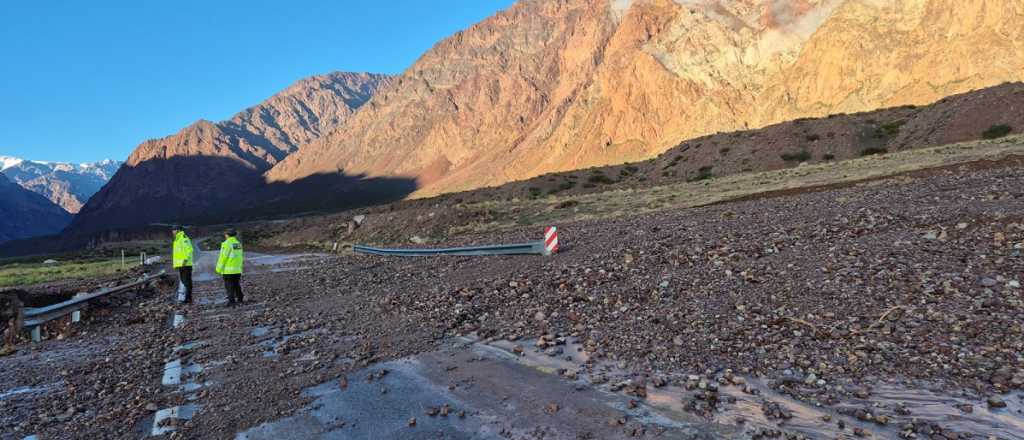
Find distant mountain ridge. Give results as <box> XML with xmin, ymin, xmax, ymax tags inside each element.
<box><xmin>0</xmin><ymin>157</ymin><xmax>122</xmax><ymax>213</ymax></box>
<box><xmin>68</xmin><ymin>71</ymin><xmax>393</xmax><ymax>235</ymax></box>
<box><xmin>0</xmin><ymin>173</ymin><xmax>71</xmax><ymax>244</ymax></box>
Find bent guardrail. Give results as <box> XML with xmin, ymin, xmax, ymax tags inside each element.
<box><xmin>22</xmin><ymin>270</ymin><xmax>167</xmax><ymax>341</ymax></box>
<box><xmin>352</xmin><ymin>227</ymin><xmax>561</xmax><ymax>257</ymax></box>
<box><xmin>353</xmin><ymin>241</ymin><xmax>547</xmax><ymax>257</ymax></box>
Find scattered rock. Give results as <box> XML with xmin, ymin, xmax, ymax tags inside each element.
<box><xmin>987</xmin><ymin>396</ymin><xmax>1007</xmax><ymax>409</ymax></box>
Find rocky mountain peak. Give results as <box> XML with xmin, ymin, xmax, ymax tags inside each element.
<box><xmin>68</xmin><ymin>71</ymin><xmax>393</xmax><ymax>235</ymax></box>
<box><xmin>0</xmin><ymin>156</ymin><xmax>123</xmax><ymax>213</ymax></box>
<box><xmin>266</xmin><ymin>0</ymin><xmax>1024</xmax><ymax>197</ymax></box>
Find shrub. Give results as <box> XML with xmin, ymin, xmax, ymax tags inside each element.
<box><xmin>982</xmin><ymin>124</ymin><xmax>1013</xmax><ymax>140</ymax></box>
<box><xmin>805</xmin><ymin>134</ymin><xmax>821</xmax><ymax>142</ymax></box>
<box><xmin>780</xmin><ymin>150</ymin><xmax>811</xmax><ymax>162</ymax></box>
<box><xmin>554</xmin><ymin>200</ymin><xmax>580</xmax><ymax>209</ymax></box>
<box><xmin>823</xmin><ymin>153</ymin><xmax>835</xmax><ymax>161</ymax></box>
<box><xmin>687</xmin><ymin>166</ymin><xmax>713</xmax><ymax>182</ymax></box>
<box><xmin>527</xmin><ymin>187</ymin><xmax>543</xmax><ymax>197</ymax></box>
<box><xmin>548</xmin><ymin>180</ymin><xmax>576</xmax><ymax>195</ymax></box>
<box><xmin>719</xmin><ymin>147</ymin><xmax>731</xmax><ymax>155</ymax></box>
<box><xmin>874</xmin><ymin>120</ymin><xmax>906</xmax><ymax>138</ymax></box>
<box><xmin>860</xmin><ymin>147</ymin><xmax>888</xmax><ymax>157</ymax></box>
<box><xmin>582</xmin><ymin>183</ymin><xmax>596</xmax><ymax>188</ymax></box>
<box><xmin>588</xmin><ymin>174</ymin><xmax>615</xmax><ymax>184</ymax></box>
<box><xmin>664</xmin><ymin>155</ymin><xmax>686</xmax><ymax>170</ymax></box>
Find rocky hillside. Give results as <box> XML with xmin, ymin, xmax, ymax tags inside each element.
<box><xmin>67</xmin><ymin>72</ymin><xmax>392</xmax><ymax>235</ymax></box>
<box><xmin>267</xmin><ymin>0</ymin><xmax>1024</xmax><ymax>197</ymax></box>
<box><xmin>0</xmin><ymin>173</ymin><xmax>71</xmax><ymax>244</ymax></box>
<box><xmin>0</xmin><ymin>157</ymin><xmax>121</xmax><ymax>213</ymax></box>
<box><xmin>478</xmin><ymin>82</ymin><xmax>1024</xmax><ymax>200</ymax></box>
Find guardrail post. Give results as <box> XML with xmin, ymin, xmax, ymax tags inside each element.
<box><xmin>71</xmin><ymin>311</ymin><xmax>81</xmax><ymax>323</ymax></box>
<box><xmin>30</xmin><ymin>326</ymin><xmax>41</xmax><ymax>343</ymax></box>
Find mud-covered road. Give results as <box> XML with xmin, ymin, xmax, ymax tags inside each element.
<box><xmin>3</xmin><ymin>160</ymin><xmax>1024</xmax><ymax>439</ymax></box>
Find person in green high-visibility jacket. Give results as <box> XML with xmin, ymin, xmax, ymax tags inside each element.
<box><xmin>216</xmin><ymin>228</ymin><xmax>245</xmax><ymax>306</ymax></box>
<box><xmin>171</xmin><ymin>226</ymin><xmax>194</xmax><ymax>304</ymax></box>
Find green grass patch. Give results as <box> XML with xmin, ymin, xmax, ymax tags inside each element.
<box><xmin>0</xmin><ymin>258</ymin><xmax>136</xmax><ymax>288</ymax></box>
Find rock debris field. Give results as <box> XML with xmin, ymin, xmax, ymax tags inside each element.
<box><xmin>2</xmin><ymin>159</ymin><xmax>1023</xmax><ymax>439</ymax></box>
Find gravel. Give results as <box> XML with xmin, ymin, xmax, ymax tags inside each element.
<box><xmin>2</xmin><ymin>160</ymin><xmax>1022</xmax><ymax>439</ymax></box>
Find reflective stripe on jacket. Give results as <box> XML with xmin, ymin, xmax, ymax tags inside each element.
<box><xmin>172</xmin><ymin>232</ymin><xmax>194</xmax><ymax>268</ymax></box>
<box><xmin>216</xmin><ymin>237</ymin><xmax>244</xmax><ymax>275</ymax></box>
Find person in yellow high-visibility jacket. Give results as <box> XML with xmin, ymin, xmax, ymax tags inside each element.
<box><xmin>216</xmin><ymin>228</ymin><xmax>245</xmax><ymax>306</ymax></box>
<box><xmin>172</xmin><ymin>226</ymin><xmax>194</xmax><ymax>304</ymax></box>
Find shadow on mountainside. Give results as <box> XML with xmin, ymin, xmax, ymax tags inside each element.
<box><xmin>203</xmin><ymin>171</ymin><xmax>420</xmax><ymax>225</ymax></box>
<box><xmin>0</xmin><ymin>156</ymin><xmax>417</xmax><ymax>256</ymax></box>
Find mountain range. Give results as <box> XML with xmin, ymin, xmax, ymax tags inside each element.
<box><xmin>0</xmin><ymin>157</ymin><xmax>122</xmax><ymax>213</ymax></box>
<box><xmin>7</xmin><ymin>0</ymin><xmax>1024</xmax><ymax>243</ymax></box>
<box><xmin>68</xmin><ymin>72</ymin><xmax>393</xmax><ymax>235</ymax></box>
<box><xmin>267</xmin><ymin>0</ymin><xmax>1024</xmax><ymax>195</ymax></box>
<box><xmin>0</xmin><ymin>173</ymin><xmax>71</xmax><ymax>244</ymax></box>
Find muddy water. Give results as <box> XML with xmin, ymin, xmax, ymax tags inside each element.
<box><xmin>232</xmin><ymin>334</ymin><xmax>1024</xmax><ymax>439</ymax></box>
<box><xmin>190</xmin><ymin>240</ymin><xmax>321</xmax><ymax>283</ymax></box>
<box><xmin>485</xmin><ymin>336</ymin><xmax>1024</xmax><ymax>439</ymax></box>
<box><xmin>237</xmin><ymin>338</ymin><xmax>725</xmax><ymax>439</ymax></box>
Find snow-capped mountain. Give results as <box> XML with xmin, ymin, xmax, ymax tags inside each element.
<box><xmin>0</xmin><ymin>156</ymin><xmax>122</xmax><ymax>213</ymax></box>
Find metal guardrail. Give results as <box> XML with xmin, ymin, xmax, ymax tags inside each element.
<box><xmin>353</xmin><ymin>241</ymin><xmax>549</xmax><ymax>257</ymax></box>
<box><xmin>22</xmin><ymin>270</ymin><xmax>167</xmax><ymax>341</ymax></box>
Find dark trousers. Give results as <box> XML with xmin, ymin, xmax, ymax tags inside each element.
<box><xmin>178</xmin><ymin>266</ymin><xmax>193</xmax><ymax>303</ymax></box>
<box><xmin>223</xmin><ymin>274</ymin><xmax>243</xmax><ymax>304</ymax></box>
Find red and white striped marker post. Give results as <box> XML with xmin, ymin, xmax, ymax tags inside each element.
<box><xmin>543</xmin><ymin>226</ymin><xmax>559</xmax><ymax>256</ymax></box>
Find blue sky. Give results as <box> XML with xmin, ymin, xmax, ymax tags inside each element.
<box><xmin>0</xmin><ymin>1</ymin><xmax>515</xmax><ymax>164</ymax></box>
